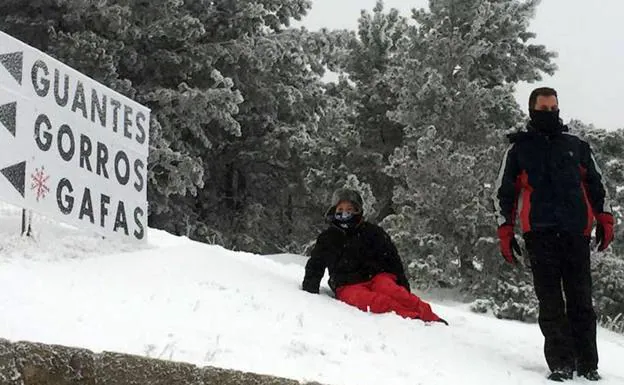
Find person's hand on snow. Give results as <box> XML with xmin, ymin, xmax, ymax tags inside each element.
<box><xmin>301</xmin><ymin>280</ymin><xmax>320</xmax><ymax>294</ymax></box>
<box><xmin>424</xmin><ymin>318</ymin><xmax>449</xmax><ymax>326</ymax></box>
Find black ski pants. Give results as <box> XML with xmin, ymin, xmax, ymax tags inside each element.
<box><xmin>524</xmin><ymin>230</ymin><xmax>598</xmax><ymax>372</ymax></box>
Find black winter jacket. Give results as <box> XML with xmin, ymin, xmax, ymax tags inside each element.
<box><xmin>493</xmin><ymin>123</ymin><xmax>611</xmax><ymax>235</ymax></box>
<box><xmin>302</xmin><ymin>222</ymin><xmax>410</xmax><ymax>293</ymax></box>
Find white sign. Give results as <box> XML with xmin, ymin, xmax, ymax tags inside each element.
<box><xmin>0</xmin><ymin>30</ymin><xmax>150</xmax><ymax>242</ymax></box>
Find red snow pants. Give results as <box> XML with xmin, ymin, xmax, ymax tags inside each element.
<box><xmin>335</xmin><ymin>272</ymin><xmax>442</xmax><ymax>322</ymax></box>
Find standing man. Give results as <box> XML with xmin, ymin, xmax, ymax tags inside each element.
<box><xmin>493</xmin><ymin>87</ymin><xmax>614</xmax><ymax>382</ymax></box>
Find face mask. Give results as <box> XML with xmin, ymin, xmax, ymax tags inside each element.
<box><xmin>530</xmin><ymin>109</ymin><xmax>561</xmax><ymax>133</ymax></box>
<box><xmin>333</xmin><ymin>211</ymin><xmax>361</xmax><ymax>229</ymax></box>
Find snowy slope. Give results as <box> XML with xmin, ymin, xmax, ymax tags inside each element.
<box><xmin>1</xmin><ymin>204</ymin><xmax>624</xmax><ymax>385</ymax></box>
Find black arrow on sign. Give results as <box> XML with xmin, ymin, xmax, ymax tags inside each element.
<box><xmin>1</xmin><ymin>161</ymin><xmax>26</xmax><ymax>197</ymax></box>
<box><xmin>0</xmin><ymin>102</ymin><xmax>16</xmax><ymax>136</ymax></box>
<box><xmin>0</xmin><ymin>51</ymin><xmax>23</xmax><ymax>85</ymax></box>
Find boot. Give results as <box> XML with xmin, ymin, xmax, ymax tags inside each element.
<box><xmin>578</xmin><ymin>369</ymin><xmax>601</xmax><ymax>381</ymax></box>
<box><xmin>547</xmin><ymin>368</ymin><xmax>573</xmax><ymax>382</ymax></box>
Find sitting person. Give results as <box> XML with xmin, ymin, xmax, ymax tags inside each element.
<box><xmin>302</xmin><ymin>188</ymin><xmax>447</xmax><ymax>324</ymax></box>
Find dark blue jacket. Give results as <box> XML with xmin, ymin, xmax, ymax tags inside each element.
<box><xmin>493</xmin><ymin>123</ymin><xmax>611</xmax><ymax>235</ymax></box>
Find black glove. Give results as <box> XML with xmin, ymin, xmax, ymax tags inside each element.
<box><xmin>302</xmin><ymin>280</ymin><xmax>319</xmax><ymax>294</ymax></box>
<box><xmin>396</xmin><ymin>274</ymin><xmax>411</xmax><ymax>292</ymax></box>
<box><xmin>437</xmin><ymin>318</ymin><xmax>449</xmax><ymax>326</ymax></box>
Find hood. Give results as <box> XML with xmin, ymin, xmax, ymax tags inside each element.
<box><xmin>324</xmin><ymin>188</ymin><xmax>364</xmax><ymax>217</ymax></box>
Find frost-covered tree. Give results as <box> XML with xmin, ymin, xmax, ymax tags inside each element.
<box><xmin>382</xmin><ymin>0</ymin><xmax>556</xmax><ymax>316</ymax></box>
<box><xmin>570</xmin><ymin>122</ymin><xmax>624</xmax><ymax>255</ymax></box>
<box><xmin>565</xmin><ymin>121</ymin><xmax>624</xmax><ymax>330</ymax></box>
<box><xmin>0</xmin><ymin>0</ymin><xmax>245</xmax><ymax>233</ymax></box>
<box><xmin>319</xmin><ymin>2</ymin><xmax>409</xmax><ymax>220</ymax></box>
<box><xmin>196</xmin><ymin>26</ymin><xmax>334</xmax><ymax>252</ymax></box>
<box><xmin>592</xmin><ymin>251</ymin><xmax>624</xmax><ymax>332</ymax></box>
<box><xmin>1</xmin><ymin>0</ymin><xmax>347</xmax><ymax>252</ymax></box>
<box><xmin>141</xmin><ymin>1</ymin><xmax>337</xmax><ymax>252</ymax></box>
<box><xmin>295</xmin><ymin>78</ymin><xmax>380</xmax><ymax>252</ymax></box>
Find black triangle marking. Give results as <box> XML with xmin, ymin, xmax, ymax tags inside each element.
<box><xmin>0</xmin><ymin>102</ymin><xmax>17</xmax><ymax>136</ymax></box>
<box><xmin>0</xmin><ymin>51</ymin><xmax>23</xmax><ymax>85</ymax></box>
<box><xmin>1</xmin><ymin>161</ymin><xmax>26</xmax><ymax>197</ymax></box>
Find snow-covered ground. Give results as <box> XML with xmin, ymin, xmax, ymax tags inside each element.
<box><xmin>1</xmin><ymin>203</ymin><xmax>624</xmax><ymax>385</ymax></box>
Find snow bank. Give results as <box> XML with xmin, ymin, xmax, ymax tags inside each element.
<box><xmin>1</xmin><ymin>204</ymin><xmax>624</xmax><ymax>385</ymax></box>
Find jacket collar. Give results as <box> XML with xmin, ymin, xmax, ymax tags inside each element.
<box><xmin>525</xmin><ymin>119</ymin><xmax>568</xmax><ymax>134</ymax></box>
<box><xmin>328</xmin><ymin>218</ymin><xmax>366</xmax><ymax>234</ymax></box>
<box><xmin>507</xmin><ymin>121</ymin><xmax>570</xmax><ymax>143</ymax></box>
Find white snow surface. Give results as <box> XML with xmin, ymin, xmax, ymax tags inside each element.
<box><xmin>1</xmin><ymin>204</ymin><xmax>624</xmax><ymax>385</ymax></box>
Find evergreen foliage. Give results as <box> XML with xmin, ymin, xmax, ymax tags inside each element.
<box><xmin>1</xmin><ymin>0</ymin><xmax>622</xmax><ymax>328</ymax></box>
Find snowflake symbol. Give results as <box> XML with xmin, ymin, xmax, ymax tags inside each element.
<box><xmin>30</xmin><ymin>166</ymin><xmax>50</xmax><ymax>201</ymax></box>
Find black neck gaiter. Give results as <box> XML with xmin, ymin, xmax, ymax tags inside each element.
<box><xmin>530</xmin><ymin>109</ymin><xmax>561</xmax><ymax>134</ymax></box>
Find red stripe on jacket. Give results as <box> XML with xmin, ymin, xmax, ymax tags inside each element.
<box><xmin>579</xmin><ymin>166</ymin><xmax>595</xmax><ymax>236</ymax></box>
<box><xmin>515</xmin><ymin>170</ymin><xmax>533</xmax><ymax>233</ymax></box>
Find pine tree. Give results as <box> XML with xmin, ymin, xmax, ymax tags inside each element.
<box><xmin>321</xmin><ymin>1</ymin><xmax>409</xmax><ymax>220</ymax></box>
<box><xmin>382</xmin><ymin>0</ymin><xmax>556</xmax><ymax>312</ymax></box>
<box><xmin>196</xmin><ymin>26</ymin><xmax>334</xmax><ymax>252</ymax></box>
<box><xmin>566</xmin><ymin>122</ymin><xmax>624</xmax><ymax>331</ymax></box>
<box><xmin>1</xmin><ymin>0</ymin><xmax>346</xmax><ymax>252</ymax></box>
<box><xmin>569</xmin><ymin>121</ymin><xmax>624</xmax><ymax>255</ymax></box>
<box><xmin>0</xmin><ymin>0</ymin><xmax>244</xmax><ymax>235</ymax></box>
<box><xmin>300</xmin><ymin>89</ymin><xmax>377</xmax><ymax>217</ymax></box>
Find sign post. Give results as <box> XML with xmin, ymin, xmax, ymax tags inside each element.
<box><xmin>21</xmin><ymin>209</ymin><xmax>32</xmax><ymax>236</ymax></box>
<box><xmin>0</xmin><ymin>30</ymin><xmax>150</xmax><ymax>243</ymax></box>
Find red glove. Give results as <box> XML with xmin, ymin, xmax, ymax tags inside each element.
<box><xmin>595</xmin><ymin>213</ymin><xmax>615</xmax><ymax>251</ymax></box>
<box><xmin>497</xmin><ymin>224</ymin><xmax>521</xmax><ymax>264</ymax></box>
